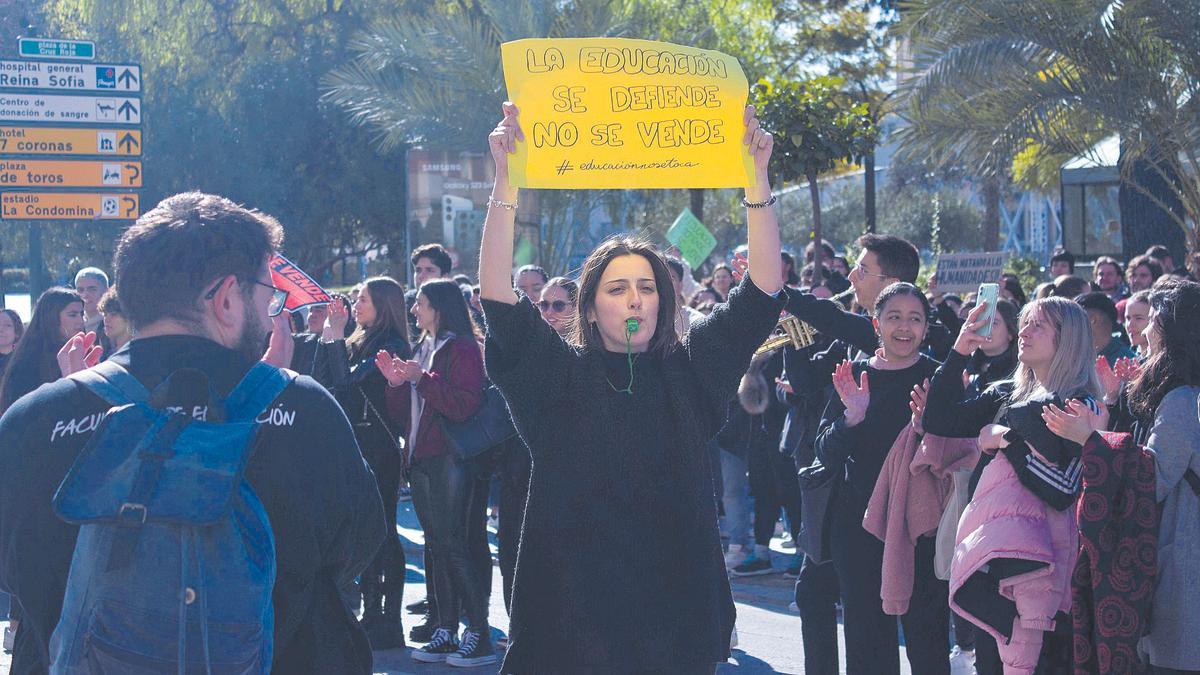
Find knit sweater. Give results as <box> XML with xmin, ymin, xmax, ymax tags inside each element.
<box><xmin>481</xmin><ymin>276</ymin><xmax>784</xmax><ymax>673</ymax></box>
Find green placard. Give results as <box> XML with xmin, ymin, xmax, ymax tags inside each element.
<box><xmin>666</xmin><ymin>208</ymin><xmax>717</xmax><ymax>269</ymax></box>
<box><xmin>18</xmin><ymin>38</ymin><xmax>95</xmax><ymax>61</ymax></box>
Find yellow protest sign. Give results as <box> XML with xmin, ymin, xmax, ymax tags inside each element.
<box><xmin>500</xmin><ymin>38</ymin><xmax>754</xmax><ymax>190</ymax></box>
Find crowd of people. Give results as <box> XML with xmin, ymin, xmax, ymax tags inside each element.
<box><xmin>0</xmin><ymin>100</ymin><xmax>1195</xmax><ymax>675</ymax></box>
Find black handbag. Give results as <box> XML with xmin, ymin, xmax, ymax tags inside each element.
<box><xmin>439</xmin><ymin>384</ymin><xmax>517</xmax><ymax>459</ymax></box>
<box><xmin>797</xmin><ymin>459</ymin><xmax>839</xmax><ymax>564</ymax></box>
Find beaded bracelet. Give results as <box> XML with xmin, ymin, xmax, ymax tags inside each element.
<box><xmin>488</xmin><ymin>197</ymin><xmax>518</xmax><ymax>210</ymax></box>
<box><xmin>741</xmin><ymin>194</ymin><xmax>777</xmax><ymax>209</ymax></box>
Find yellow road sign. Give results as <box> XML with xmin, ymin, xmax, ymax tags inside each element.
<box><xmin>1</xmin><ymin>192</ymin><xmax>139</xmax><ymax>220</ymax></box>
<box><xmin>0</xmin><ymin>159</ymin><xmax>141</xmax><ymax>187</ymax></box>
<box><xmin>0</xmin><ymin>126</ymin><xmax>141</xmax><ymax>156</ymax></box>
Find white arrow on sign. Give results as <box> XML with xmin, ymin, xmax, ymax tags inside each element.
<box><xmin>0</xmin><ymin>93</ymin><xmax>140</xmax><ymax>125</ymax></box>
<box><xmin>0</xmin><ymin>61</ymin><xmax>142</xmax><ymax>93</ymax></box>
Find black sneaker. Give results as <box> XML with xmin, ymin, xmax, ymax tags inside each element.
<box><xmin>411</xmin><ymin>628</ymin><xmax>459</xmax><ymax>663</ymax></box>
<box><xmin>446</xmin><ymin>628</ymin><xmax>498</xmax><ymax>668</ymax></box>
<box><xmin>409</xmin><ymin>618</ymin><xmax>437</xmax><ymax>643</ymax></box>
<box><xmin>731</xmin><ymin>555</ymin><xmax>774</xmax><ymax>577</ymax></box>
<box><xmin>405</xmin><ymin>598</ymin><xmax>428</xmax><ymax>614</ymax></box>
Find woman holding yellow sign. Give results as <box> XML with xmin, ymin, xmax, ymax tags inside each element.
<box><xmin>478</xmin><ymin>101</ymin><xmax>783</xmax><ymax>673</ymax></box>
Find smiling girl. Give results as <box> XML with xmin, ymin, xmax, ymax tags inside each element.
<box><xmin>477</xmin><ymin>102</ymin><xmax>783</xmax><ymax>674</ymax></box>
<box><xmin>807</xmin><ymin>282</ymin><xmax>948</xmax><ymax>674</ymax></box>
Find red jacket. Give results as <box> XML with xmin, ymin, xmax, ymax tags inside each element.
<box><xmin>384</xmin><ymin>334</ymin><xmax>485</xmax><ymax>462</ymax></box>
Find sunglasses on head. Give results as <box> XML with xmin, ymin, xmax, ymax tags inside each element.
<box><xmin>537</xmin><ymin>299</ymin><xmax>573</xmax><ymax>313</ymax></box>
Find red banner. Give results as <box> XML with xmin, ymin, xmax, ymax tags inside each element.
<box><xmin>269</xmin><ymin>254</ymin><xmax>331</xmax><ymax>312</ymax></box>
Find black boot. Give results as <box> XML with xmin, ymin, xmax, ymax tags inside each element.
<box><xmin>365</xmin><ymin>610</ymin><xmax>405</xmax><ymax>651</ymax></box>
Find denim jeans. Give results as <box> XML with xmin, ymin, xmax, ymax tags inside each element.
<box><xmin>720</xmin><ymin>448</ymin><xmax>751</xmax><ymax>548</ymax></box>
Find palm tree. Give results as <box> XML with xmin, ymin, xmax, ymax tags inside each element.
<box><xmin>321</xmin><ymin>1</ymin><xmax>639</xmax><ymax>274</ymax></box>
<box><xmin>893</xmin><ymin>0</ymin><xmax>1200</xmax><ymax>255</ymax></box>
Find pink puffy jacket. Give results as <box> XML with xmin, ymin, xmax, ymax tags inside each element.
<box><xmin>949</xmin><ymin>452</ymin><xmax>1079</xmax><ymax>674</ymax></box>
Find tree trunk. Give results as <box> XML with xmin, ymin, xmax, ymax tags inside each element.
<box><xmin>982</xmin><ymin>176</ymin><xmax>1001</xmax><ymax>251</ymax></box>
<box><xmin>1118</xmin><ymin>139</ymin><xmax>1187</xmax><ymax>269</ymax></box>
<box><xmin>689</xmin><ymin>188</ymin><xmax>704</xmax><ymax>225</ymax></box>
<box><xmin>808</xmin><ymin>169</ymin><xmax>823</xmax><ymax>270</ymax></box>
<box><xmin>28</xmin><ymin>223</ymin><xmax>45</xmax><ymax>302</ymax></box>
<box><xmin>864</xmin><ymin>149</ymin><xmax>877</xmax><ymax>234</ymax></box>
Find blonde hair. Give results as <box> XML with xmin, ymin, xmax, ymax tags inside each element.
<box><xmin>1010</xmin><ymin>297</ymin><xmax>1102</xmax><ymax>404</ymax></box>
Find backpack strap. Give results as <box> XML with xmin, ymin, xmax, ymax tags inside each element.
<box><xmin>223</xmin><ymin>362</ymin><xmax>293</xmax><ymax>423</ymax></box>
<box><xmin>69</xmin><ymin>360</ymin><xmax>151</xmax><ymax>407</ymax></box>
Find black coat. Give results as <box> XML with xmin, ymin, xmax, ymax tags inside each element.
<box><xmin>481</xmin><ymin>278</ymin><xmax>784</xmax><ymax>673</ymax></box>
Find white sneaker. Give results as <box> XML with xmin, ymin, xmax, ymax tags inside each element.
<box><xmin>949</xmin><ymin>645</ymin><xmax>976</xmax><ymax>675</ymax></box>
<box><xmin>724</xmin><ymin>544</ymin><xmax>750</xmax><ymax>570</ymax></box>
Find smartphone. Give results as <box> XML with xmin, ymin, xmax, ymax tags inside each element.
<box><xmin>976</xmin><ymin>283</ymin><xmax>1000</xmax><ymax>338</ymax></box>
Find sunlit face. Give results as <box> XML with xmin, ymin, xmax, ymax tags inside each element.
<box><xmin>711</xmin><ymin>268</ymin><xmax>734</xmax><ymax>298</ymax></box>
<box><xmin>1128</xmin><ymin>264</ymin><xmax>1157</xmax><ymax>292</ymax></box>
<box><xmin>411</xmin><ymin>292</ymin><xmax>438</xmax><ymax>335</ymax></box>
<box><xmin>538</xmin><ymin>284</ymin><xmax>574</xmax><ymax>336</ymax></box>
<box><xmin>102</xmin><ymin>311</ymin><xmax>131</xmax><ymax>348</ymax></box>
<box><xmin>848</xmin><ymin>250</ymin><xmax>894</xmax><ymax>312</ymax></box>
<box><xmin>0</xmin><ymin>312</ymin><xmax>17</xmax><ymax>351</ymax></box>
<box><xmin>1124</xmin><ymin>300</ymin><xmax>1150</xmax><ymax>350</ymax></box>
<box><xmin>307</xmin><ymin>305</ymin><xmax>329</xmax><ymax>333</ymax></box>
<box><xmin>873</xmin><ymin>293</ymin><xmax>927</xmax><ymax>361</ymax></box>
<box><xmin>588</xmin><ymin>254</ymin><xmax>659</xmax><ymax>353</ymax></box>
<box><xmin>75</xmin><ymin>277</ymin><xmax>106</xmax><ymax>314</ymax></box>
<box><xmin>1017</xmin><ymin>308</ymin><xmax>1057</xmax><ymax>371</ymax></box>
<box><xmin>1094</xmin><ymin>263</ymin><xmax>1121</xmax><ymax>293</ymax></box>
<box><xmin>1050</xmin><ymin>261</ymin><xmax>1072</xmax><ymax>278</ymax></box>
<box><xmin>516</xmin><ymin>271</ymin><xmax>546</xmax><ymax>299</ymax></box>
<box><xmin>1143</xmin><ymin>307</ymin><xmax>1162</xmax><ymax>357</ymax></box>
<box><xmin>59</xmin><ymin>301</ymin><xmax>85</xmax><ymax>340</ymax></box>
<box><xmin>413</xmin><ymin>256</ymin><xmax>444</xmax><ymax>288</ymax></box>
<box><xmin>354</xmin><ymin>287</ymin><xmax>377</xmax><ymax>328</ymax></box>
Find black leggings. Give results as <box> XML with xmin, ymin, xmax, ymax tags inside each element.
<box><xmin>360</xmin><ymin>441</ymin><xmax>406</xmax><ymax>615</ymax></box>
<box><xmin>410</xmin><ymin>453</ymin><xmax>488</xmax><ymax>631</ymax></box>
<box><xmin>830</xmin><ymin>495</ymin><xmax>949</xmax><ymax>675</ymax></box>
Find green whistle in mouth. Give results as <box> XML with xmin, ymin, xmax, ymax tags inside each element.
<box><xmin>626</xmin><ymin>318</ymin><xmax>639</xmax><ymax>334</ymax></box>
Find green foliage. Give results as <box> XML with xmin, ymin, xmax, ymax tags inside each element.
<box><xmin>25</xmin><ymin>0</ymin><xmax>409</xmax><ymax>281</ymax></box>
<box><xmin>894</xmin><ymin>0</ymin><xmax>1200</xmax><ymax>249</ymax></box>
<box><xmin>752</xmin><ymin>75</ymin><xmax>878</xmax><ymax>185</ymax></box>
<box><xmin>1004</xmin><ymin>256</ymin><xmax>1043</xmax><ymax>300</ymax></box>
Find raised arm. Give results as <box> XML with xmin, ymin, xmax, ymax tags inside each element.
<box><xmin>742</xmin><ymin>105</ymin><xmax>783</xmax><ymax>297</ymax></box>
<box><xmin>479</xmin><ymin>103</ymin><xmax>522</xmax><ymax>305</ymax></box>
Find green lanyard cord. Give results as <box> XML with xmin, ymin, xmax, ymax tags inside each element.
<box><xmin>607</xmin><ymin>319</ymin><xmax>638</xmax><ymax>395</ymax></box>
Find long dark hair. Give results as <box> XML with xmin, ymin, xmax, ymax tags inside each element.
<box><xmin>0</xmin><ymin>287</ymin><xmax>81</xmax><ymax>413</ymax></box>
<box><xmin>418</xmin><ymin>279</ymin><xmax>477</xmax><ymax>340</ymax></box>
<box><xmin>571</xmin><ymin>236</ymin><xmax>678</xmax><ymax>357</ymax></box>
<box><xmin>346</xmin><ymin>276</ymin><xmax>409</xmax><ymax>359</ymax></box>
<box><xmin>1128</xmin><ymin>279</ymin><xmax>1200</xmax><ymax>417</ymax></box>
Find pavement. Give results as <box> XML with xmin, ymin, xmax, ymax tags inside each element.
<box><xmin>0</xmin><ymin>502</ymin><xmax>921</xmax><ymax>674</ymax></box>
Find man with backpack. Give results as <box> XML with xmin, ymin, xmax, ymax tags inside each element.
<box><xmin>0</xmin><ymin>192</ymin><xmax>387</xmax><ymax>674</ymax></box>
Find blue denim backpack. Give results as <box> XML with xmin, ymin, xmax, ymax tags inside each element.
<box><xmin>48</xmin><ymin>360</ymin><xmax>291</xmax><ymax>674</ymax></box>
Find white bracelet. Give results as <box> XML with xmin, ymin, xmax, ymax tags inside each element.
<box><xmin>488</xmin><ymin>197</ymin><xmax>518</xmax><ymax>210</ymax></box>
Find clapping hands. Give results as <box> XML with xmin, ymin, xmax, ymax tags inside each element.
<box><xmin>833</xmin><ymin>359</ymin><xmax>870</xmax><ymax>427</ymax></box>
<box><xmin>376</xmin><ymin>350</ymin><xmax>424</xmax><ymax>387</ymax></box>
<box><xmin>57</xmin><ymin>331</ymin><xmax>103</xmax><ymax>376</ymax></box>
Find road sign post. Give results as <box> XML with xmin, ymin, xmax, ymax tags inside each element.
<box><xmin>2</xmin><ymin>41</ymin><xmax>143</xmax><ymax>303</ymax></box>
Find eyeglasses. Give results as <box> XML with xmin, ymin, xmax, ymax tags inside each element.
<box><xmin>537</xmin><ymin>300</ymin><xmax>573</xmax><ymax>313</ymax></box>
<box><xmin>851</xmin><ymin>263</ymin><xmax>891</xmax><ymax>280</ymax></box>
<box><xmin>204</xmin><ymin>278</ymin><xmax>289</xmax><ymax>317</ymax></box>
